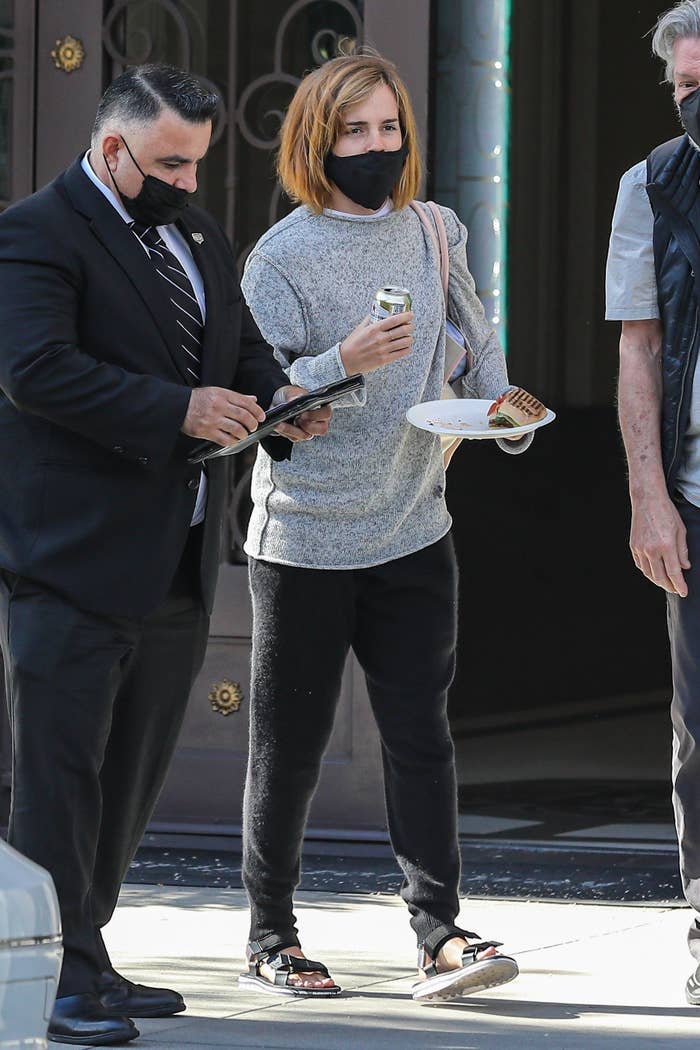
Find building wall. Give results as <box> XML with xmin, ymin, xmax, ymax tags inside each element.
<box><xmin>0</xmin><ymin>0</ymin><xmax>680</xmax><ymax>832</ymax></box>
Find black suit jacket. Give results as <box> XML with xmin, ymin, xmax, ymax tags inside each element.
<box><xmin>0</xmin><ymin>156</ymin><xmax>290</xmax><ymax>618</ymax></box>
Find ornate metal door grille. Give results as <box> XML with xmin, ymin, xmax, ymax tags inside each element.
<box><xmin>0</xmin><ymin>0</ymin><xmax>36</xmax><ymax>211</ymax></box>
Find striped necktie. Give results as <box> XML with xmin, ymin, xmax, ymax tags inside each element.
<box><xmin>131</xmin><ymin>222</ymin><xmax>202</xmax><ymax>385</ymax></box>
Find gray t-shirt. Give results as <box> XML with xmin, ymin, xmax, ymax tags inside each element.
<box><xmin>606</xmin><ymin>159</ymin><xmax>700</xmax><ymax>507</ymax></box>
<box><xmin>241</xmin><ymin>203</ymin><xmax>512</xmax><ymax>569</ymax></box>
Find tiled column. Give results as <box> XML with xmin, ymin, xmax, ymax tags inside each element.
<box><xmin>434</xmin><ymin>0</ymin><xmax>511</xmax><ymax>347</ymax></box>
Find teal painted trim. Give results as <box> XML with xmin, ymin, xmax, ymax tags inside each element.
<box><xmin>502</xmin><ymin>0</ymin><xmax>512</xmax><ymax>354</ymax></box>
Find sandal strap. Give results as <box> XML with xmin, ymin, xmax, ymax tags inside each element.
<box><xmin>249</xmin><ymin>934</ymin><xmax>300</xmax><ymax>956</ymax></box>
<box><xmin>418</xmin><ymin>933</ymin><xmax>502</xmax><ymax>978</ymax></box>
<box><xmin>419</xmin><ymin>959</ymin><xmax>440</xmax><ymax>979</ymax></box>
<box><xmin>462</xmin><ymin>940</ymin><xmax>503</xmax><ymax>962</ymax></box>
<box><xmin>420</xmin><ymin>924</ymin><xmax>480</xmax><ymax>963</ymax></box>
<box><xmin>271</xmin><ymin>954</ymin><xmax>331</xmax><ymax>978</ymax></box>
<box><xmin>247</xmin><ymin>948</ymin><xmax>331</xmax><ymax>987</ymax></box>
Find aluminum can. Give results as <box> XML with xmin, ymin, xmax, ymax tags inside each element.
<box><xmin>369</xmin><ymin>286</ymin><xmax>412</xmax><ymax>324</ymax></box>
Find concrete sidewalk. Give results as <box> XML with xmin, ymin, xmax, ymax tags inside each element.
<box><xmin>92</xmin><ymin>884</ymin><xmax>699</xmax><ymax>1049</ymax></box>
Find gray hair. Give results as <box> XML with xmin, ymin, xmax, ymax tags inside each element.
<box><xmin>652</xmin><ymin>1</ymin><xmax>700</xmax><ymax>82</ymax></box>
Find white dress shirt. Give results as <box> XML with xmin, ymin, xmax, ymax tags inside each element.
<box><xmin>81</xmin><ymin>151</ymin><xmax>207</xmax><ymax>525</ymax></box>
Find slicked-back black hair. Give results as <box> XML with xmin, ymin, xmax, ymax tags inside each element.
<box><xmin>91</xmin><ymin>63</ymin><xmax>219</xmax><ymax>141</ymax></box>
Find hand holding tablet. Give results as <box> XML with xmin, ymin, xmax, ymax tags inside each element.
<box><xmin>187</xmin><ymin>374</ymin><xmax>365</xmax><ymax>463</ymax></box>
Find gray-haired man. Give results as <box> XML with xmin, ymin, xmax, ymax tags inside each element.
<box><xmin>608</xmin><ymin>0</ymin><xmax>700</xmax><ymax>1003</ymax></box>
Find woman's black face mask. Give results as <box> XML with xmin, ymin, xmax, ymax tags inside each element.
<box><xmin>105</xmin><ymin>137</ymin><xmax>191</xmax><ymax>226</ymax></box>
<box><xmin>680</xmin><ymin>86</ymin><xmax>700</xmax><ymax>149</ymax></box>
<box><xmin>324</xmin><ymin>143</ymin><xmax>409</xmax><ymax>211</ymax></box>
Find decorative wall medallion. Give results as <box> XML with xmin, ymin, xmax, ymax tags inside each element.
<box><xmin>209</xmin><ymin>679</ymin><xmax>243</xmax><ymax>716</ymax></box>
<box><xmin>51</xmin><ymin>35</ymin><xmax>86</xmax><ymax>73</ymax></box>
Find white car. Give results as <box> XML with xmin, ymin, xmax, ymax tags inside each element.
<box><xmin>0</xmin><ymin>839</ymin><xmax>62</xmax><ymax>1049</ymax></box>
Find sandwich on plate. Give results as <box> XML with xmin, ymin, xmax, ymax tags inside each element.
<box><xmin>487</xmin><ymin>387</ymin><xmax>547</xmax><ymax>429</ymax></box>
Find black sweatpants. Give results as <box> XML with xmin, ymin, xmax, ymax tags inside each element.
<box><xmin>0</xmin><ymin>528</ymin><xmax>209</xmax><ymax>997</ymax></box>
<box><xmin>242</xmin><ymin>534</ymin><xmax>461</xmax><ymax>950</ymax></box>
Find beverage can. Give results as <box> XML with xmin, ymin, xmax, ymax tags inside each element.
<box><xmin>370</xmin><ymin>286</ymin><xmax>412</xmax><ymax>323</ymax></box>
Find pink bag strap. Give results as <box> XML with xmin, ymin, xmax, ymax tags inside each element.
<box><xmin>410</xmin><ymin>200</ymin><xmax>450</xmax><ymax>298</ymax></box>
<box><xmin>410</xmin><ymin>199</ymin><xmax>473</xmax><ymax>386</ymax></box>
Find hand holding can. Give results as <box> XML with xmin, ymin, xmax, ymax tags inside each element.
<box><xmin>370</xmin><ymin>286</ymin><xmax>413</xmax><ymax>322</ymax></box>
<box><xmin>339</xmin><ymin>287</ymin><xmax>414</xmax><ymax>376</ymax></box>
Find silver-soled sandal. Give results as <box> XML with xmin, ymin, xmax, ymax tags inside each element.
<box><xmin>239</xmin><ymin>944</ymin><xmax>341</xmax><ymax>998</ymax></box>
<box><xmin>412</xmin><ymin>925</ymin><xmax>518</xmax><ymax>1004</ymax></box>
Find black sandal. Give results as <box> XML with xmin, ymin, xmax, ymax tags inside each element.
<box><xmin>239</xmin><ymin>944</ymin><xmax>341</xmax><ymax>998</ymax></box>
<box><xmin>412</xmin><ymin>924</ymin><xmax>518</xmax><ymax>1003</ymax></box>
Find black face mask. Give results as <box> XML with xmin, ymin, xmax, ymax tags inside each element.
<box><xmin>680</xmin><ymin>87</ymin><xmax>700</xmax><ymax>149</ymax></box>
<box><xmin>324</xmin><ymin>143</ymin><xmax>409</xmax><ymax>211</ymax></box>
<box><xmin>106</xmin><ymin>137</ymin><xmax>191</xmax><ymax>226</ymax></box>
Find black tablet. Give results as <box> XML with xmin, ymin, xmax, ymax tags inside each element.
<box><xmin>187</xmin><ymin>373</ymin><xmax>365</xmax><ymax>464</ymax></box>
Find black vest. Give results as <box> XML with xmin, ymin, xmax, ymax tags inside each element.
<box><xmin>646</xmin><ymin>134</ymin><xmax>700</xmax><ymax>493</ymax></box>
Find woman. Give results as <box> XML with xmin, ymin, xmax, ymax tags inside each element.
<box><xmin>239</xmin><ymin>52</ymin><xmax>529</xmax><ymax>1003</ymax></box>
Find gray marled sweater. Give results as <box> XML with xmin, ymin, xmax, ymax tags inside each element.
<box><xmin>241</xmin><ymin>202</ymin><xmax>511</xmax><ymax>569</ymax></box>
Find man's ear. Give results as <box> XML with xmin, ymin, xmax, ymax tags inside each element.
<box><xmin>101</xmin><ymin>134</ymin><xmax>121</xmax><ymax>172</ymax></box>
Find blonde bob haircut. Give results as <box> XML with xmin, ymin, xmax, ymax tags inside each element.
<box><xmin>277</xmin><ymin>52</ymin><xmax>422</xmax><ymax>213</ymax></box>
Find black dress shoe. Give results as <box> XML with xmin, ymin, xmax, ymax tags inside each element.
<box><xmin>686</xmin><ymin>962</ymin><xmax>700</xmax><ymax>1004</ymax></box>
<box><xmin>98</xmin><ymin>970</ymin><xmax>186</xmax><ymax>1018</ymax></box>
<box><xmin>48</xmin><ymin>993</ymin><xmax>139</xmax><ymax>1045</ymax></box>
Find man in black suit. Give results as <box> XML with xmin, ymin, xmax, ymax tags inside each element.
<box><xmin>0</xmin><ymin>64</ymin><xmax>330</xmax><ymax>1045</ymax></box>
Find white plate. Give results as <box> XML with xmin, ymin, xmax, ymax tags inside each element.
<box><xmin>406</xmin><ymin>399</ymin><xmax>556</xmax><ymax>439</ymax></box>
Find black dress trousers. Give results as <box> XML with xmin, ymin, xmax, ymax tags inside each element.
<box><xmin>0</xmin><ymin>525</ymin><xmax>209</xmax><ymax>997</ymax></box>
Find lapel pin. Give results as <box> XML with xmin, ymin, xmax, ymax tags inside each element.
<box><xmin>191</xmin><ymin>232</ymin><xmax>204</xmax><ymax>245</ymax></box>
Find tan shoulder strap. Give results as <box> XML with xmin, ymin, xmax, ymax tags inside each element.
<box><xmin>424</xmin><ymin>201</ymin><xmax>450</xmax><ymax>295</ymax></box>
<box><xmin>409</xmin><ymin>200</ymin><xmax>471</xmax><ymax>387</ymax></box>
<box><xmin>409</xmin><ymin>200</ymin><xmax>449</xmax><ymax>297</ymax></box>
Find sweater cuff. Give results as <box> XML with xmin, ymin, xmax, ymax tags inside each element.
<box><xmin>289</xmin><ymin>344</ymin><xmax>366</xmax><ymax>407</ymax></box>
<box><xmin>495</xmin><ymin>431</ymin><xmax>535</xmax><ymax>455</ymax></box>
